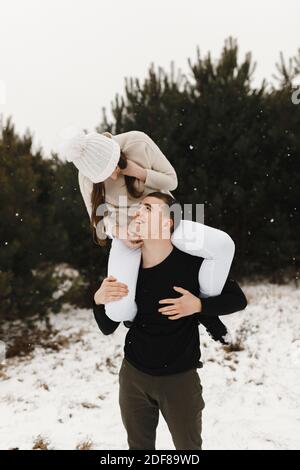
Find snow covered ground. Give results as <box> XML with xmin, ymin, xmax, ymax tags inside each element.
<box><xmin>0</xmin><ymin>283</ymin><xmax>300</xmax><ymax>450</ymax></box>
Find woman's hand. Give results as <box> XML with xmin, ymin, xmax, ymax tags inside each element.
<box><xmin>120</xmin><ymin>160</ymin><xmax>147</xmax><ymax>182</ymax></box>
<box><xmin>94</xmin><ymin>276</ymin><xmax>128</xmax><ymax>305</ymax></box>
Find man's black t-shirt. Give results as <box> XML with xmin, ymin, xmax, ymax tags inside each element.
<box><xmin>93</xmin><ymin>246</ymin><xmax>247</xmax><ymax>376</ymax></box>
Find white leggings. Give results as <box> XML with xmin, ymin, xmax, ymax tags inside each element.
<box><xmin>104</xmin><ymin>219</ymin><xmax>235</xmax><ymax>322</ymax></box>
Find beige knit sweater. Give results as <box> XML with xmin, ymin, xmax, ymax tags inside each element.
<box><xmin>78</xmin><ymin>130</ymin><xmax>178</xmax><ymax>239</ymax></box>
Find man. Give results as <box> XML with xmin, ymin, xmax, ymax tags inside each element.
<box><xmin>93</xmin><ymin>192</ymin><xmax>247</xmax><ymax>450</ymax></box>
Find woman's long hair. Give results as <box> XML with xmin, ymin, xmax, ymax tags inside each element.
<box><xmin>91</xmin><ymin>151</ymin><xmax>144</xmax><ymax>246</ymax></box>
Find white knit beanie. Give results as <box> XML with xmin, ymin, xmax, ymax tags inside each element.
<box><xmin>58</xmin><ymin>127</ymin><xmax>120</xmax><ymax>183</ymax></box>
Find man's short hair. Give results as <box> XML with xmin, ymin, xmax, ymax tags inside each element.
<box><xmin>144</xmin><ymin>191</ymin><xmax>182</xmax><ymax>233</ymax></box>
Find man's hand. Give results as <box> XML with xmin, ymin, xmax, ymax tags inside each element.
<box><xmin>94</xmin><ymin>276</ymin><xmax>128</xmax><ymax>305</ymax></box>
<box><xmin>158</xmin><ymin>286</ymin><xmax>202</xmax><ymax>320</ymax></box>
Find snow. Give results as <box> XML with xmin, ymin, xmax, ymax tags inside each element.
<box><xmin>0</xmin><ymin>283</ymin><xmax>299</xmax><ymax>450</ymax></box>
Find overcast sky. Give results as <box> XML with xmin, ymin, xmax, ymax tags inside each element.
<box><xmin>0</xmin><ymin>0</ymin><xmax>299</xmax><ymax>156</ymax></box>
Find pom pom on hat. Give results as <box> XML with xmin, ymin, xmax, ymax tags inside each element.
<box><xmin>57</xmin><ymin>126</ymin><xmax>87</xmax><ymax>162</ymax></box>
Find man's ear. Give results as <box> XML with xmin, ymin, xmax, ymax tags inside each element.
<box><xmin>162</xmin><ymin>217</ymin><xmax>173</xmax><ymax>237</ymax></box>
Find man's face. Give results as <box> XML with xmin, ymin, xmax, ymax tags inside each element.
<box><xmin>130</xmin><ymin>196</ymin><xmax>172</xmax><ymax>240</ymax></box>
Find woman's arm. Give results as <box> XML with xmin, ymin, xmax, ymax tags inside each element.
<box><xmin>123</xmin><ymin>131</ymin><xmax>178</xmax><ymax>191</ymax></box>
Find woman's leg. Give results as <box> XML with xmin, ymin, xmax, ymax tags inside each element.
<box><xmin>171</xmin><ymin>219</ymin><xmax>235</xmax><ymax>296</ymax></box>
<box><xmin>105</xmin><ymin>238</ymin><xmax>142</xmax><ymax>322</ymax></box>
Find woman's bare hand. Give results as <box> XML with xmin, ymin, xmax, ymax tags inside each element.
<box><xmin>94</xmin><ymin>276</ymin><xmax>128</xmax><ymax>305</ymax></box>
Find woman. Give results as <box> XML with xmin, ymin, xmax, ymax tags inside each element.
<box><xmin>60</xmin><ymin>128</ymin><xmax>235</xmax><ymax>335</ymax></box>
